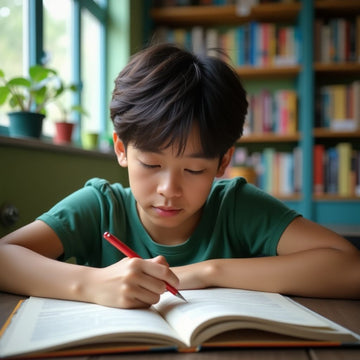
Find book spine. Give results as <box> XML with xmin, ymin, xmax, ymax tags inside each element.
<box><xmin>293</xmin><ymin>146</ymin><xmax>302</xmax><ymax>194</ymax></box>
<box><xmin>313</xmin><ymin>144</ymin><xmax>325</xmax><ymax>196</ymax></box>
<box><xmin>355</xmin><ymin>150</ymin><xmax>360</xmax><ymax>196</ymax></box>
<box><xmin>357</xmin><ymin>16</ymin><xmax>360</xmax><ymax>62</ymax></box>
<box><xmin>354</xmin><ymin>81</ymin><xmax>360</xmax><ymax>129</ymax></box>
<box><xmin>325</xmin><ymin>147</ymin><xmax>338</xmax><ymax>195</ymax></box>
<box><xmin>337</xmin><ymin>142</ymin><xmax>352</xmax><ymax>197</ymax></box>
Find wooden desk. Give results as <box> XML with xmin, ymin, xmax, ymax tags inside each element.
<box><xmin>1</xmin><ymin>292</ymin><xmax>359</xmax><ymax>360</ymax></box>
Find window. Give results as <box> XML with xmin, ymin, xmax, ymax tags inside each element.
<box><xmin>82</xmin><ymin>7</ymin><xmax>102</xmax><ymax>135</ymax></box>
<box><xmin>0</xmin><ymin>0</ymin><xmax>23</xmax><ymax>130</ymax></box>
<box><xmin>43</xmin><ymin>0</ymin><xmax>72</xmax><ymax>136</ymax></box>
<box><xmin>0</xmin><ymin>0</ymin><xmax>108</xmax><ymax>144</ymax></box>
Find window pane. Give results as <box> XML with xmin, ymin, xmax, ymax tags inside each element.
<box><xmin>43</xmin><ymin>0</ymin><xmax>72</xmax><ymax>137</ymax></box>
<box><xmin>81</xmin><ymin>8</ymin><xmax>101</xmax><ymax>134</ymax></box>
<box><xmin>0</xmin><ymin>0</ymin><xmax>23</xmax><ymax>129</ymax></box>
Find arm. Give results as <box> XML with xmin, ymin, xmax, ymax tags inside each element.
<box><xmin>0</xmin><ymin>220</ymin><xmax>179</xmax><ymax>308</ymax></box>
<box><xmin>173</xmin><ymin>217</ymin><xmax>360</xmax><ymax>299</ymax></box>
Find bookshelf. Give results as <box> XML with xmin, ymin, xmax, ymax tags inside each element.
<box><xmin>312</xmin><ymin>0</ymin><xmax>360</xmax><ymax>227</ymax></box>
<box><xmin>146</xmin><ymin>0</ymin><xmax>360</xmax><ymax>227</ymax></box>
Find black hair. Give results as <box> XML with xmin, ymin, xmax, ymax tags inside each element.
<box><xmin>110</xmin><ymin>43</ymin><xmax>248</xmax><ymax>158</ymax></box>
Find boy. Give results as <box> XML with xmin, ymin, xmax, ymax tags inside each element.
<box><xmin>0</xmin><ymin>44</ymin><xmax>359</xmax><ymax>308</ymax></box>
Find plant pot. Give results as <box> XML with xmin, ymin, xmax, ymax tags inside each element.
<box><xmin>54</xmin><ymin>122</ymin><xmax>75</xmax><ymax>145</ymax></box>
<box><xmin>8</xmin><ymin>111</ymin><xmax>45</xmax><ymax>139</ymax></box>
<box><xmin>81</xmin><ymin>132</ymin><xmax>99</xmax><ymax>150</ymax></box>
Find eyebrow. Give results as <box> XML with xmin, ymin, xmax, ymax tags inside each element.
<box><xmin>140</xmin><ymin>149</ymin><xmax>215</xmax><ymax>159</ymax></box>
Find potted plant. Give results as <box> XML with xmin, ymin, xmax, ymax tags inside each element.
<box><xmin>53</xmin><ymin>102</ymin><xmax>87</xmax><ymax>145</ymax></box>
<box><xmin>0</xmin><ymin>65</ymin><xmax>69</xmax><ymax>139</ymax></box>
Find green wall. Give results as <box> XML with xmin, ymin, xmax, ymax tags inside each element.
<box><xmin>0</xmin><ymin>143</ymin><xmax>129</xmax><ymax>237</ymax></box>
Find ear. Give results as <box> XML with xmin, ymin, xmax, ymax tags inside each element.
<box><xmin>216</xmin><ymin>146</ymin><xmax>234</xmax><ymax>178</ymax></box>
<box><xmin>113</xmin><ymin>132</ymin><xmax>128</xmax><ymax>167</ymax></box>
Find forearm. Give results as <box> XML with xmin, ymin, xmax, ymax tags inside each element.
<box><xmin>0</xmin><ymin>243</ymin><xmax>180</xmax><ymax>308</ymax></box>
<box><xmin>0</xmin><ymin>244</ymin><xmax>93</xmax><ymax>302</ymax></box>
<box><xmin>174</xmin><ymin>249</ymin><xmax>360</xmax><ymax>299</ymax></box>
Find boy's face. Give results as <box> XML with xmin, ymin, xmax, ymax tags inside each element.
<box><xmin>113</xmin><ymin>126</ymin><xmax>233</xmax><ymax>245</ymax></box>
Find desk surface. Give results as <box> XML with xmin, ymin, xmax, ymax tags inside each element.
<box><xmin>1</xmin><ymin>292</ymin><xmax>359</xmax><ymax>360</ymax></box>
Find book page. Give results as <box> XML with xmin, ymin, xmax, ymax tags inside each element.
<box><xmin>0</xmin><ymin>297</ymin><xmax>183</xmax><ymax>358</ymax></box>
<box><xmin>154</xmin><ymin>288</ymin><xmax>351</xmax><ymax>346</ymax></box>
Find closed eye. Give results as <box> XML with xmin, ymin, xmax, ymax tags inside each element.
<box><xmin>140</xmin><ymin>161</ymin><xmax>160</xmax><ymax>169</ymax></box>
<box><xmin>185</xmin><ymin>169</ymin><xmax>205</xmax><ymax>175</ymax></box>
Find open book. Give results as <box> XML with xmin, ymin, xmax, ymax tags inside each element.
<box><xmin>0</xmin><ymin>288</ymin><xmax>359</xmax><ymax>358</ymax></box>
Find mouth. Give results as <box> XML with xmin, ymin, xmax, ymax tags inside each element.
<box><xmin>153</xmin><ymin>206</ymin><xmax>182</xmax><ymax>217</ymax></box>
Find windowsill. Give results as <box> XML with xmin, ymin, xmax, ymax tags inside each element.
<box><xmin>0</xmin><ymin>135</ymin><xmax>115</xmax><ymax>159</ymax></box>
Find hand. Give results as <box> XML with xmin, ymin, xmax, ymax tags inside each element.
<box><xmin>86</xmin><ymin>255</ymin><xmax>180</xmax><ymax>309</ymax></box>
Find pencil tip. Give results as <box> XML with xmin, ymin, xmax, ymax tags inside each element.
<box><xmin>176</xmin><ymin>292</ymin><xmax>188</xmax><ymax>303</ymax></box>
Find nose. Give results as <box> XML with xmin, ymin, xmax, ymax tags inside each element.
<box><xmin>157</xmin><ymin>171</ymin><xmax>182</xmax><ymax>198</ymax></box>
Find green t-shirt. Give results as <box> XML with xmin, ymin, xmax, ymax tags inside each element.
<box><xmin>37</xmin><ymin>177</ymin><xmax>300</xmax><ymax>267</ymax></box>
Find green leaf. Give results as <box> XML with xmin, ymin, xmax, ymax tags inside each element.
<box><xmin>29</xmin><ymin>65</ymin><xmax>57</xmax><ymax>82</ymax></box>
<box><xmin>7</xmin><ymin>77</ymin><xmax>31</xmax><ymax>88</ymax></box>
<box><xmin>0</xmin><ymin>86</ymin><xmax>10</xmax><ymax>104</ymax></box>
<box><xmin>0</xmin><ymin>69</ymin><xmax>5</xmax><ymax>78</ymax></box>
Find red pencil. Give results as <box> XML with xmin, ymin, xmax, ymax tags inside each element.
<box><xmin>103</xmin><ymin>232</ymin><xmax>187</xmax><ymax>302</ymax></box>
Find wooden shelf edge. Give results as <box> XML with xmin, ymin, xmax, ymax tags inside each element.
<box><xmin>239</xmin><ymin>133</ymin><xmax>300</xmax><ymax>143</ymax></box>
<box><xmin>314</xmin><ymin>128</ymin><xmax>360</xmax><ymax>138</ymax></box>
<box><xmin>151</xmin><ymin>3</ymin><xmax>300</xmax><ymax>26</ymax></box>
<box><xmin>314</xmin><ymin>62</ymin><xmax>360</xmax><ymax>74</ymax></box>
<box><xmin>315</xmin><ymin>0</ymin><xmax>360</xmax><ymax>13</ymax></box>
<box><xmin>237</xmin><ymin>65</ymin><xmax>301</xmax><ymax>79</ymax></box>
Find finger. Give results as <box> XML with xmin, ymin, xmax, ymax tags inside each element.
<box><xmin>123</xmin><ymin>262</ymin><xmax>168</xmax><ymax>295</ymax></box>
<box><xmin>119</xmin><ymin>258</ymin><xmax>168</xmax><ymax>301</ymax></box>
<box><xmin>117</xmin><ymin>282</ymin><xmax>161</xmax><ymax>309</ymax></box>
<box><xmin>142</xmin><ymin>258</ymin><xmax>180</xmax><ymax>290</ymax></box>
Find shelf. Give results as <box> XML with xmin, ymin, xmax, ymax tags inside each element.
<box><xmin>150</xmin><ymin>3</ymin><xmax>301</xmax><ymax>27</ymax></box>
<box><xmin>315</xmin><ymin>0</ymin><xmax>360</xmax><ymax>15</ymax></box>
<box><xmin>236</xmin><ymin>66</ymin><xmax>301</xmax><ymax>79</ymax></box>
<box><xmin>313</xmin><ymin>128</ymin><xmax>360</xmax><ymax>139</ymax></box>
<box><xmin>240</xmin><ymin>133</ymin><xmax>300</xmax><ymax>143</ymax></box>
<box><xmin>0</xmin><ymin>135</ymin><xmax>115</xmax><ymax>159</ymax></box>
<box><xmin>314</xmin><ymin>63</ymin><xmax>360</xmax><ymax>76</ymax></box>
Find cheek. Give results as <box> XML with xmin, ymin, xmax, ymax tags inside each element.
<box><xmin>184</xmin><ymin>176</ymin><xmax>214</xmax><ymax>203</ymax></box>
<box><xmin>127</xmin><ymin>167</ymin><xmax>154</xmax><ymax>196</ymax></box>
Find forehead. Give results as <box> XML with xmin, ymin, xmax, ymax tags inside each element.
<box><xmin>132</xmin><ymin>125</ymin><xmax>213</xmax><ymax>159</ymax></box>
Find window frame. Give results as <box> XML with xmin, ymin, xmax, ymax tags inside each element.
<box><xmin>26</xmin><ymin>0</ymin><xmax>108</xmax><ymax>143</ymax></box>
